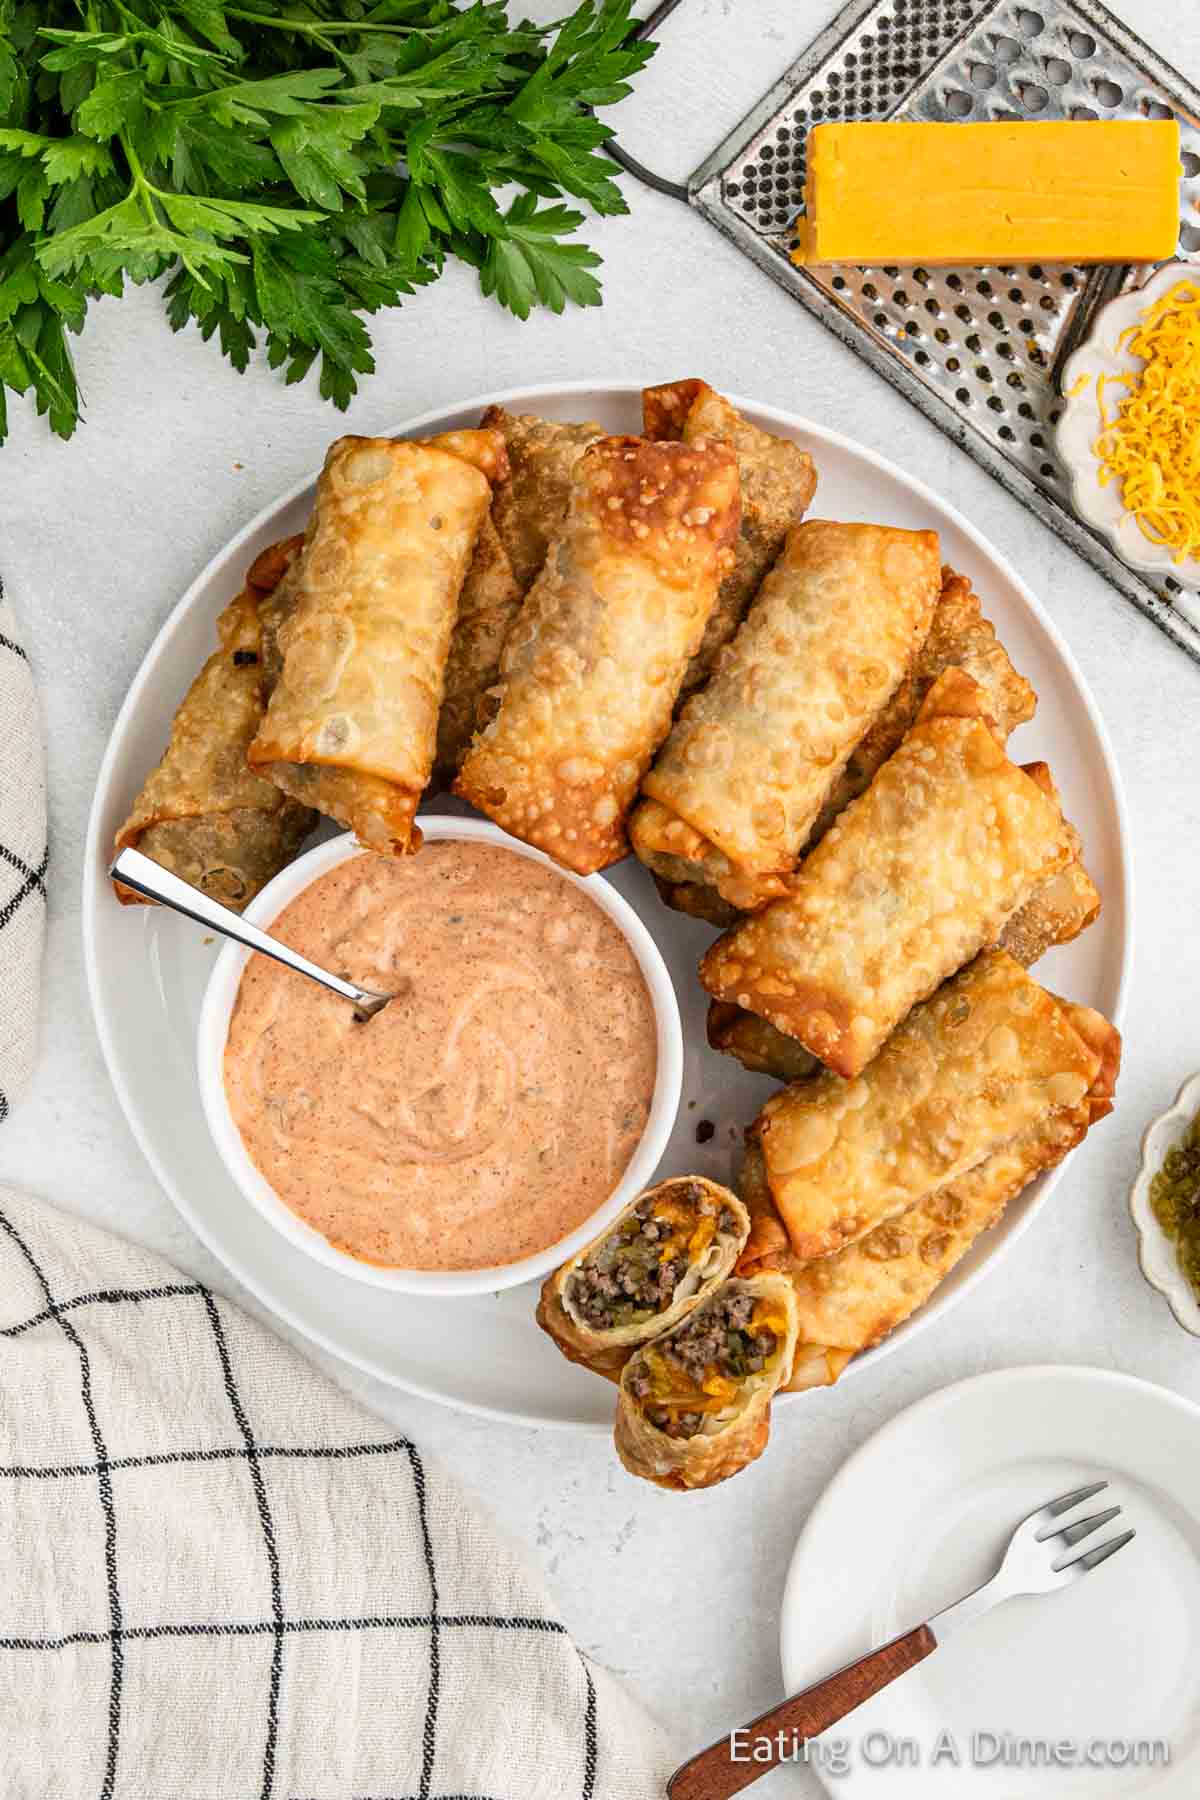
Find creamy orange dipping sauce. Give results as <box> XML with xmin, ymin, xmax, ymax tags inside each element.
<box><xmin>223</xmin><ymin>841</ymin><xmax>658</xmax><ymax>1270</ymax></box>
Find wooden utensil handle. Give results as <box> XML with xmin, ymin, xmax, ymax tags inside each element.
<box><xmin>667</xmin><ymin>1623</ymin><xmax>937</xmax><ymax>1800</ymax></box>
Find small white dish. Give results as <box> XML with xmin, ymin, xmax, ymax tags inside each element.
<box><xmin>780</xmin><ymin>1366</ymin><xmax>1200</xmax><ymax>1797</ymax></box>
<box><xmin>196</xmin><ymin>818</ymin><xmax>684</xmax><ymax>1298</ymax></box>
<box><xmin>1129</xmin><ymin>1071</ymin><xmax>1200</xmax><ymax>1338</ymax></box>
<box><xmin>1057</xmin><ymin>260</ymin><xmax>1200</xmax><ymax>612</ymax></box>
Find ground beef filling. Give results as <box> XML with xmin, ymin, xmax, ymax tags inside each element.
<box><xmin>628</xmin><ymin>1289</ymin><xmax>778</xmax><ymax>1440</ymax></box>
<box><xmin>568</xmin><ymin>1185</ymin><xmax>738</xmax><ymax>1331</ymax></box>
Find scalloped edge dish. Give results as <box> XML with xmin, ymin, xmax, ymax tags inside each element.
<box><xmin>1130</xmin><ymin>1070</ymin><xmax>1200</xmax><ymax>1338</ymax></box>
<box><xmin>1057</xmin><ymin>260</ymin><xmax>1200</xmax><ymax>614</ymax></box>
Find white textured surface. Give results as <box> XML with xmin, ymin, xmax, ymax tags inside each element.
<box><xmin>2</xmin><ymin>2</ymin><xmax>1200</xmax><ymax>1788</ymax></box>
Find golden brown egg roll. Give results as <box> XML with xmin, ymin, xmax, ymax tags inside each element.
<box><xmin>113</xmin><ymin>538</ymin><xmax>315</xmax><ymax>911</ymax></box>
<box><xmin>536</xmin><ymin>1177</ymin><xmax>750</xmax><ymax>1383</ymax></box>
<box><xmin>631</xmin><ymin>522</ymin><xmax>941</xmax><ymax>910</ymax></box>
<box><xmin>481</xmin><ymin>406</ymin><xmax>604</xmax><ymax>592</ymax></box>
<box><xmin>613</xmin><ymin>1273</ymin><xmax>800</xmax><ymax>1491</ymax></box>
<box><xmin>700</xmin><ymin>668</ymin><xmax>1076</xmax><ymax>1077</ymax></box>
<box><xmin>737</xmin><ymin>1008</ymin><xmax>1119</xmax><ymax>1391</ymax></box>
<box><xmin>748</xmin><ymin>950</ymin><xmax>1117</xmax><ymax>1261</ymax></box>
<box><xmin>707</xmin><ymin>1002</ymin><xmax>821</xmax><ymax>1083</ymax></box>
<box><xmin>455</xmin><ymin>435</ymin><xmax>741</xmax><ymax>875</ymax></box>
<box><xmin>642</xmin><ymin>379</ymin><xmax>817</xmax><ymax>694</ymax></box>
<box><xmin>247</xmin><ymin>430</ymin><xmax>504</xmax><ymax>856</ymax></box>
<box><xmin>707</xmin><ymin>814</ymin><xmax>1100</xmax><ymax>1086</ymax></box>
<box><xmin>432</xmin><ymin>513</ymin><xmax>522</xmax><ymax>781</ymax></box>
<box><xmin>804</xmin><ymin>564</ymin><xmax>1038</xmax><ymax>848</ymax></box>
<box><xmin>651</xmin><ymin>564</ymin><xmax>1039</xmax><ymax>927</ymax></box>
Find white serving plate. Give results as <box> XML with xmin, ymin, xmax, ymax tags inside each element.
<box><xmin>1057</xmin><ymin>260</ymin><xmax>1200</xmax><ymax>617</ymax></box>
<box><xmin>780</xmin><ymin>1367</ymin><xmax>1200</xmax><ymax>1797</ymax></box>
<box><xmin>82</xmin><ymin>383</ymin><xmax>1132</xmax><ymax>1429</ymax></box>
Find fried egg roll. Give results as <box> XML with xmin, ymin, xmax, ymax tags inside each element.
<box><xmin>631</xmin><ymin>522</ymin><xmax>940</xmax><ymax>910</ymax></box>
<box><xmin>700</xmin><ymin>668</ymin><xmax>1075</xmax><ymax>1077</ymax></box>
<box><xmin>749</xmin><ymin>950</ymin><xmax>1118</xmax><ymax>1260</ymax></box>
<box><xmin>456</xmin><ymin>435</ymin><xmax>741</xmax><ymax>875</ymax></box>
<box><xmin>707</xmin><ymin>1002</ymin><xmax>820</xmax><ymax>1083</ymax></box>
<box><xmin>614</xmin><ymin>1274</ymin><xmax>800</xmax><ymax>1491</ymax></box>
<box><xmin>707</xmin><ymin>823</ymin><xmax>1099</xmax><ymax>1084</ymax></box>
<box><xmin>805</xmin><ymin>564</ymin><xmax>1038</xmax><ymax>847</ymax></box>
<box><xmin>737</xmin><ymin>1006</ymin><xmax>1118</xmax><ymax>1391</ymax></box>
<box><xmin>113</xmin><ymin>538</ymin><xmax>315</xmax><ymax>911</ymax></box>
<box><xmin>432</xmin><ymin>513</ymin><xmax>522</xmax><ymax>780</ymax></box>
<box><xmin>481</xmin><ymin>406</ymin><xmax>604</xmax><ymax>592</ymax></box>
<box><xmin>642</xmin><ymin>379</ymin><xmax>817</xmax><ymax>694</ymax></box>
<box><xmin>248</xmin><ymin>430</ymin><xmax>505</xmax><ymax>855</ymax></box>
<box><xmin>651</xmin><ymin>564</ymin><xmax>1038</xmax><ymax>927</ymax></box>
<box><xmin>536</xmin><ymin>1178</ymin><xmax>750</xmax><ymax>1382</ymax></box>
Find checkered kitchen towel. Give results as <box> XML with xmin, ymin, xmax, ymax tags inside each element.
<box><xmin>0</xmin><ymin>1188</ymin><xmax>675</xmax><ymax>1800</ymax></box>
<box><xmin>0</xmin><ymin>582</ymin><xmax>47</xmax><ymax>1121</ymax></box>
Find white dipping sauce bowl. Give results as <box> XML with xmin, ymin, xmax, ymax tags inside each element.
<box><xmin>197</xmin><ymin>817</ymin><xmax>683</xmax><ymax>1297</ymax></box>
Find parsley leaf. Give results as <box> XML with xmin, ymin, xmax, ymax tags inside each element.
<box><xmin>0</xmin><ymin>0</ymin><xmax>655</xmax><ymax>445</ymax></box>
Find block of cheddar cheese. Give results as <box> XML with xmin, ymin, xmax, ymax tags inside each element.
<box><xmin>793</xmin><ymin>119</ymin><xmax>1181</xmax><ymax>266</ymax></box>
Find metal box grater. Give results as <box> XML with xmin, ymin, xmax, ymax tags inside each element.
<box><xmin>614</xmin><ymin>0</ymin><xmax>1200</xmax><ymax>664</ymax></box>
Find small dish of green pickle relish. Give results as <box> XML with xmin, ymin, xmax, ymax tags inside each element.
<box><xmin>1131</xmin><ymin>1074</ymin><xmax>1200</xmax><ymax>1337</ymax></box>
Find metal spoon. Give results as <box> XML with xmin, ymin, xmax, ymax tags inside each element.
<box><xmin>109</xmin><ymin>846</ymin><xmax>394</xmax><ymax>1022</ymax></box>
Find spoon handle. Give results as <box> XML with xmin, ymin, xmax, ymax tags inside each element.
<box><xmin>109</xmin><ymin>847</ymin><xmax>391</xmax><ymax>1019</ymax></box>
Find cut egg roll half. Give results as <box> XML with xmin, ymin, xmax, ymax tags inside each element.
<box><xmin>614</xmin><ymin>1274</ymin><xmax>799</xmax><ymax>1491</ymax></box>
<box><xmin>536</xmin><ymin>1177</ymin><xmax>750</xmax><ymax>1381</ymax></box>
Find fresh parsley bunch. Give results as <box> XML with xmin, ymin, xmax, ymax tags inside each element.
<box><xmin>0</xmin><ymin>0</ymin><xmax>655</xmax><ymax>443</ymax></box>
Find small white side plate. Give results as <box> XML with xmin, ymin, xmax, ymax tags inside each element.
<box><xmin>1130</xmin><ymin>1072</ymin><xmax>1200</xmax><ymax>1338</ymax></box>
<box><xmin>1057</xmin><ymin>260</ymin><xmax>1200</xmax><ymax>613</ymax></box>
<box><xmin>780</xmin><ymin>1367</ymin><xmax>1200</xmax><ymax>1796</ymax></box>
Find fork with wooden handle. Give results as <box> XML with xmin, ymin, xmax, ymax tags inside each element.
<box><xmin>668</xmin><ymin>1481</ymin><xmax>1134</xmax><ymax>1799</ymax></box>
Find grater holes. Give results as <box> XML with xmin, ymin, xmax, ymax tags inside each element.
<box><xmin>1043</xmin><ymin>57</ymin><xmax>1070</xmax><ymax>86</ymax></box>
<box><xmin>1068</xmin><ymin>30</ymin><xmax>1095</xmax><ymax>57</ymax></box>
<box><xmin>991</xmin><ymin>34</ymin><xmax>1020</xmax><ymax>63</ymax></box>
<box><xmin>1039</xmin><ymin>294</ymin><xmax>1057</xmax><ymax>312</ymax></box>
<box><xmin>999</xmin><ymin>425</ymin><xmax>1016</xmax><ymax>440</ymax></box>
<box><xmin>988</xmin><ymin>310</ymin><xmax>1005</xmax><ymax>329</ymax></box>
<box><xmin>1071</xmin><ymin>105</ymin><xmax>1099</xmax><ymax>120</ymax></box>
<box><xmin>1091</xmin><ymin>77</ymin><xmax>1123</xmax><ymax>107</ymax></box>
<box><xmin>1008</xmin><ymin>288</ymin><xmax>1025</xmax><ymax>303</ymax></box>
<box><xmin>969</xmin><ymin>62</ymin><xmax>996</xmax><ymax>88</ymax></box>
<box><xmin>956</xmin><ymin>387</ymin><xmax>972</xmax><ymax>405</ymax></box>
<box><xmin>1141</xmin><ymin>98</ymin><xmax>1174</xmax><ymax>120</ymax></box>
<box><xmin>1039</xmin><ymin>462</ymin><xmax>1056</xmax><ymax>478</ymax></box>
<box><xmin>1060</xmin><ymin>272</ymin><xmax>1078</xmax><ymax>290</ymax></box>
<box><xmin>1182</xmin><ymin>152</ymin><xmax>1200</xmax><ymax>178</ymax></box>
<box><xmin>1017</xmin><ymin>83</ymin><xmax>1049</xmax><ymax>113</ymax></box>
<box><xmin>1179</xmin><ymin>224</ymin><xmax>1200</xmax><ymax>252</ymax></box>
<box><xmin>945</xmin><ymin>88</ymin><xmax>973</xmax><ymax>116</ymax></box>
<box><xmin>987</xmin><ymin>396</ymin><xmax>1004</xmax><ymax>412</ymax></box>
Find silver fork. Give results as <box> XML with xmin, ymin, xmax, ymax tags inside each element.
<box><xmin>669</xmin><ymin>1481</ymin><xmax>1135</xmax><ymax>1800</ymax></box>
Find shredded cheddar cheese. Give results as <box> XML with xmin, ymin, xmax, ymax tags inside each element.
<box><xmin>1093</xmin><ymin>278</ymin><xmax>1200</xmax><ymax>564</ymax></box>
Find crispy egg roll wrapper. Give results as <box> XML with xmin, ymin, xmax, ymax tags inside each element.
<box><xmin>632</xmin><ymin>522</ymin><xmax>940</xmax><ymax>910</ymax></box>
<box><xmin>805</xmin><ymin>563</ymin><xmax>1038</xmax><ymax>848</ymax></box>
<box><xmin>113</xmin><ymin>538</ymin><xmax>315</xmax><ymax>910</ymax></box>
<box><xmin>248</xmin><ymin>431</ymin><xmax>504</xmax><ymax>855</ymax></box>
<box><xmin>737</xmin><ymin>1021</ymin><xmax>1117</xmax><ymax>1391</ymax></box>
<box><xmin>654</xmin><ymin>564</ymin><xmax>1039</xmax><ymax>927</ymax></box>
<box><xmin>748</xmin><ymin>949</ymin><xmax>1113</xmax><ymax>1260</ymax></box>
<box><xmin>643</xmin><ymin>379</ymin><xmax>817</xmax><ymax>694</ymax></box>
<box><xmin>707</xmin><ymin>1002</ymin><xmax>821</xmax><ymax>1083</ymax></box>
<box><xmin>707</xmin><ymin>824</ymin><xmax>1100</xmax><ymax>1085</ymax></box>
<box><xmin>456</xmin><ymin>435</ymin><xmax>741</xmax><ymax>875</ymax></box>
<box><xmin>432</xmin><ymin>513</ymin><xmax>522</xmax><ymax>780</ymax></box>
<box><xmin>481</xmin><ymin>406</ymin><xmax>604</xmax><ymax>593</ymax></box>
<box><xmin>536</xmin><ymin>1177</ymin><xmax>750</xmax><ymax>1382</ymax></box>
<box><xmin>700</xmin><ymin>668</ymin><xmax>1075</xmax><ymax>1077</ymax></box>
<box><xmin>613</xmin><ymin>1273</ymin><xmax>800</xmax><ymax>1491</ymax></box>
